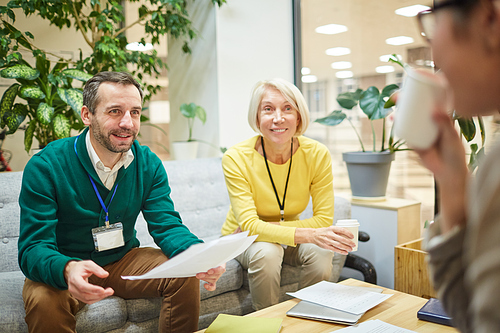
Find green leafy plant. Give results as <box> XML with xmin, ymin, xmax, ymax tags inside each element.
<box><xmin>0</xmin><ymin>0</ymin><xmax>226</xmax><ymax>153</ymax></box>
<box><xmin>180</xmin><ymin>102</ymin><xmax>206</xmax><ymax>142</ymax></box>
<box><xmin>0</xmin><ymin>33</ymin><xmax>89</xmax><ymax>151</ymax></box>
<box><xmin>315</xmin><ymin>55</ymin><xmax>406</xmax><ymax>153</ymax></box>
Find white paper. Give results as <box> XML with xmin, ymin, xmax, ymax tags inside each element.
<box><xmin>287</xmin><ymin>280</ymin><xmax>392</xmax><ymax>315</ymax></box>
<box><xmin>122</xmin><ymin>231</ymin><xmax>257</xmax><ymax>280</ymax></box>
<box><xmin>331</xmin><ymin>319</ymin><xmax>416</xmax><ymax>332</ymax></box>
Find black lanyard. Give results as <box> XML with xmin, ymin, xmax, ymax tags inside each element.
<box><xmin>261</xmin><ymin>136</ymin><xmax>293</xmax><ymax>222</ymax></box>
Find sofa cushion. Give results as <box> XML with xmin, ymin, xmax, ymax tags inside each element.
<box><xmin>200</xmin><ymin>259</ymin><xmax>242</xmax><ymax>301</ymax></box>
<box><xmin>125</xmin><ymin>298</ymin><xmax>161</xmax><ymax>323</ymax></box>
<box><xmin>76</xmin><ymin>296</ymin><xmax>128</xmax><ymax>332</ymax></box>
<box><xmin>0</xmin><ymin>270</ymin><xmax>27</xmax><ymax>332</ymax></box>
<box><xmin>0</xmin><ymin>171</ymin><xmax>22</xmax><ymax>273</ymax></box>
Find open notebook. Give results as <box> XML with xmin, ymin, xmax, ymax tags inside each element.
<box><xmin>286</xmin><ymin>286</ymin><xmax>383</xmax><ymax>325</ymax></box>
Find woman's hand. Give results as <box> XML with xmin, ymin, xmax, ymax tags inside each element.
<box><xmin>295</xmin><ymin>226</ymin><xmax>355</xmax><ymax>254</ymax></box>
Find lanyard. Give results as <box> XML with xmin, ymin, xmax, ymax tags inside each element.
<box><xmin>261</xmin><ymin>136</ymin><xmax>293</xmax><ymax>222</ymax></box>
<box><xmin>74</xmin><ymin>135</ymin><xmax>119</xmax><ymax>227</ymax></box>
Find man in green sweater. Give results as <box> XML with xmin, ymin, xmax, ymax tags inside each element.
<box><xmin>18</xmin><ymin>71</ymin><xmax>225</xmax><ymax>333</ymax></box>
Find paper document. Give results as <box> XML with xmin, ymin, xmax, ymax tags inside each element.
<box><xmin>287</xmin><ymin>281</ymin><xmax>392</xmax><ymax>315</ymax></box>
<box><xmin>331</xmin><ymin>319</ymin><xmax>416</xmax><ymax>332</ymax></box>
<box><xmin>122</xmin><ymin>231</ymin><xmax>257</xmax><ymax>280</ymax></box>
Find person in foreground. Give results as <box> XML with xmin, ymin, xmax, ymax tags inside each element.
<box><xmin>411</xmin><ymin>1</ymin><xmax>500</xmax><ymax>332</ymax></box>
<box><xmin>18</xmin><ymin>71</ymin><xmax>225</xmax><ymax>333</ymax></box>
<box><xmin>220</xmin><ymin>78</ymin><xmax>355</xmax><ymax>310</ymax></box>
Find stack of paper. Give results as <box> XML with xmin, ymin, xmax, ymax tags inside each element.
<box><xmin>122</xmin><ymin>231</ymin><xmax>257</xmax><ymax>280</ymax></box>
<box><xmin>287</xmin><ymin>281</ymin><xmax>392</xmax><ymax>315</ymax></box>
<box><xmin>205</xmin><ymin>314</ymin><xmax>282</xmax><ymax>333</ymax></box>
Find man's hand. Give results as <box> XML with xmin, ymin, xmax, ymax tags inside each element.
<box><xmin>64</xmin><ymin>260</ymin><xmax>114</xmax><ymax>304</ymax></box>
<box><xmin>195</xmin><ymin>264</ymin><xmax>226</xmax><ymax>291</ymax></box>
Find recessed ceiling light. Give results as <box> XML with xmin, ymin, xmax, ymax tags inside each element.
<box><xmin>379</xmin><ymin>54</ymin><xmax>402</xmax><ymax>62</ymax></box>
<box><xmin>326</xmin><ymin>47</ymin><xmax>351</xmax><ymax>56</ymax></box>
<box><xmin>395</xmin><ymin>5</ymin><xmax>431</xmax><ymax>17</ymax></box>
<box><xmin>331</xmin><ymin>61</ymin><xmax>352</xmax><ymax>70</ymax></box>
<box><xmin>126</xmin><ymin>42</ymin><xmax>154</xmax><ymax>51</ymax></box>
<box><xmin>385</xmin><ymin>36</ymin><xmax>414</xmax><ymax>46</ymax></box>
<box><xmin>336</xmin><ymin>71</ymin><xmax>353</xmax><ymax>79</ymax></box>
<box><xmin>376</xmin><ymin>65</ymin><xmax>395</xmax><ymax>74</ymax></box>
<box><xmin>302</xmin><ymin>75</ymin><xmax>318</xmax><ymax>83</ymax></box>
<box><xmin>301</xmin><ymin>67</ymin><xmax>311</xmax><ymax>75</ymax></box>
<box><xmin>315</xmin><ymin>24</ymin><xmax>348</xmax><ymax>35</ymax></box>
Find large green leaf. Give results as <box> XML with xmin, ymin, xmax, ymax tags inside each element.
<box><xmin>53</xmin><ymin>114</ymin><xmax>71</xmax><ymax>139</ymax></box>
<box><xmin>19</xmin><ymin>85</ymin><xmax>45</xmax><ymax>99</ymax></box>
<box><xmin>0</xmin><ymin>83</ymin><xmax>20</xmax><ymax>128</ymax></box>
<box><xmin>0</xmin><ymin>64</ymin><xmax>39</xmax><ymax>80</ymax></box>
<box><xmin>61</xmin><ymin>69</ymin><xmax>92</xmax><ymax>82</ymax></box>
<box><xmin>359</xmin><ymin>84</ymin><xmax>399</xmax><ymax>120</ymax></box>
<box><xmin>24</xmin><ymin>119</ymin><xmax>36</xmax><ymax>153</ymax></box>
<box><xmin>314</xmin><ymin>110</ymin><xmax>347</xmax><ymax>126</ymax></box>
<box><xmin>457</xmin><ymin>117</ymin><xmax>476</xmax><ymax>142</ymax></box>
<box><xmin>337</xmin><ymin>89</ymin><xmax>363</xmax><ymax>110</ymax></box>
<box><xmin>57</xmin><ymin>88</ymin><xmax>83</xmax><ymax>114</ymax></box>
<box><xmin>3</xmin><ymin>103</ymin><xmax>27</xmax><ymax>134</ymax></box>
<box><xmin>180</xmin><ymin>102</ymin><xmax>197</xmax><ymax>119</ymax></box>
<box><xmin>195</xmin><ymin>105</ymin><xmax>207</xmax><ymax>124</ymax></box>
<box><xmin>36</xmin><ymin>102</ymin><xmax>54</xmax><ymax>125</ymax></box>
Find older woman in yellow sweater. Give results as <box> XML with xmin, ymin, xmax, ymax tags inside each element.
<box><xmin>221</xmin><ymin>78</ymin><xmax>355</xmax><ymax>310</ymax></box>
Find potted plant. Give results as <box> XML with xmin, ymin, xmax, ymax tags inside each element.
<box><xmin>171</xmin><ymin>102</ymin><xmax>207</xmax><ymax>160</ymax></box>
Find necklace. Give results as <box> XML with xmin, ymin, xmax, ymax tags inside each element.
<box><xmin>261</xmin><ymin>136</ymin><xmax>293</xmax><ymax>222</ymax></box>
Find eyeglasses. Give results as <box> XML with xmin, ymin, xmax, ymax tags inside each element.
<box><xmin>417</xmin><ymin>0</ymin><xmax>462</xmax><ymax>43</ymax></box>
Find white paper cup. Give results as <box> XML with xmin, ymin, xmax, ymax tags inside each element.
<box><xmin>395</xmin><ymin>67</ymin><xmax>447</xmax><ymax>150</ymax></box>
<box><xmin>336</xmin><ymin>219</ymin><xmax>359</xmax><ymax>252</ymax></box>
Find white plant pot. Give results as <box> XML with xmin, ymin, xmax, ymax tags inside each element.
<box><xmin>171</xmin><ymin>141</ymin><xmax>199</xmax><ymax>160</ymax></box>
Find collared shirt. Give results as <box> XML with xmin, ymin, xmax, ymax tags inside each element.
<box><xmin>85</xmin><ymin>131</ymin><xmax>134</xmax><ymax>190</ymax></box>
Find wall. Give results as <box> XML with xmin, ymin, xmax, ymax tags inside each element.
<box><xmin>168</xmin><ymin>0</ymin><xmax>295</xmax><ymax>156</ymax></box>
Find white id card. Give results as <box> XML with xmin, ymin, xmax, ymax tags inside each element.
<box><xmin>91</xmin><ymin>222</ymin><xmax>125</xmax><ymax>252</ymax></box>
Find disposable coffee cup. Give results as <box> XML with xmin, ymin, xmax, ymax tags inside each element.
<box><xmin>394</xmin><ymin>67</ymin><xmax>447</xmax><ymax>150</ymax></box>
<box><xmin>336</xmin><ymin>219</ymin><xmax>359</xmax><ymax>252</ymax></box>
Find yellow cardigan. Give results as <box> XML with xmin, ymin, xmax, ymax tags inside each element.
<box><xmin>221</xmin><ymin>135</ymin><xmax>334</xmax><ymax>246</ymax></box>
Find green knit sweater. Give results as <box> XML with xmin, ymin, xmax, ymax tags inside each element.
<box><xmin>18</xmin><ymin>127</ymin><xmax>203</xmax><ymax>290</ymax></box>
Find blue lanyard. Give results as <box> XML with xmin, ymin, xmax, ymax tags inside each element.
<box><xmin>74</xmin><ymin>135</ymin><xmax>119</xmax><ymax>227</ymax></box>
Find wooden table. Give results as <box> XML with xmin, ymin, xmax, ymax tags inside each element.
<box><xmin>197</xmin><ymin>278</ymin><xmax>459</xmax><ymax>332</ymax></box>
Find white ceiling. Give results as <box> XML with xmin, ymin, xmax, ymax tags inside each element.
<box><xmin>300</xmin><ymin>0</ymin><xmax>433</xmax><ymax>81</ymax></box>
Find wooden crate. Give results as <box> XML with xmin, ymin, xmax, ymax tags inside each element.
<box><xmin>394</xmin><ymin>238</ymin><xmax>436</xmax><ymax>299</ymax></box>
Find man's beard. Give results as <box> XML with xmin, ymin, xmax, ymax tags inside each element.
<box><xmin>91</xmin><ymin>118</ymin><xmax>136</xmax><ymax>153</ymax></box>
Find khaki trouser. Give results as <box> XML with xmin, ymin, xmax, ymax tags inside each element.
<box><xmin>236</xmin><ymin>242</ymin><xmax>334</xmax><ymax>310</ymax></box>
<box><xmin>22</xmin><ymin>247</ymin><xmax>200</xmax><ymax>333</ymax></box>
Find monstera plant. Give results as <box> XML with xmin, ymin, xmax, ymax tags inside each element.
<box><xmin>0</xmin><ymin>53</ymin><xmax>90</xmax><ymax>152</ymax></box>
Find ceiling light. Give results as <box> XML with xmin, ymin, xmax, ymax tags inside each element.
<box><xmin>376</xmin><ymin>65</ymin><xmax>395</xmax><ymax>74</ymax></box>
<box><xmin>302</xmin><ymin>75</ymin><xmax>318</xmax><ymax>83</ymax></box>
<box><xmin>379</xmin><ymin>54</ymin><xmax>402</xmax><ymax>62</ymax></box>
<box><xmin>126</xmin><ymin>42</ymin><xmax>154</xmax><ymax>51</ymax></box>
<box><xmin>385</xmin><ymin>36</ymin><xmax>414</xmax><ymax>46</ymax></box>
<box><xmin>335</xmin><ymin>71</ymin><xmax>353</xmax><ymax>79</ymax></box>
<box><xmin>301</xmin><ymin>67</ymin><xmax>311</xmax><ymax>75</ymax></box>
<box><xmin>326</xmin><ymin>47</ymin><xmax>351</xmax><ymax>56</ymax></box>
<box><xmin>331</xmin><ymin>61</ymin><xmax>352</xmax><ymax>70</ymax></box>
<box><xmin>315</xmin><ymin>24</ymin><xmax>348</xmax><ymax>35</ymax></box>
<box><xmin>395</xmin><ymin>5</ymin><xmax>431</xmax><ymax>17</ymax></box>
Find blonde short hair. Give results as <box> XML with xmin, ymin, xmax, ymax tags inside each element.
<box><xmin>247</xmin><ymin>78</ymin><xmax>310</xmax><ymax>136</ymax></box>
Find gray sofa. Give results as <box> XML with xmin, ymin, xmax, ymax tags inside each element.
<box><xmin>0</xmin><ymin>157</ymin><xmax>351</xmax><ymax>332</ymax></box>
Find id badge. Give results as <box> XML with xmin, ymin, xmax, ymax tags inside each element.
<box><xmin>91</xmin><ymin>222</ymin><xmax>125</xmax><ymax>252</ymax></box>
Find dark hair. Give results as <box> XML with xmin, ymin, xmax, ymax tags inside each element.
<box><xmin>83</xmin><ymin>71</ymin><xmax>143</xmax><ymax>114</ymax></box>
